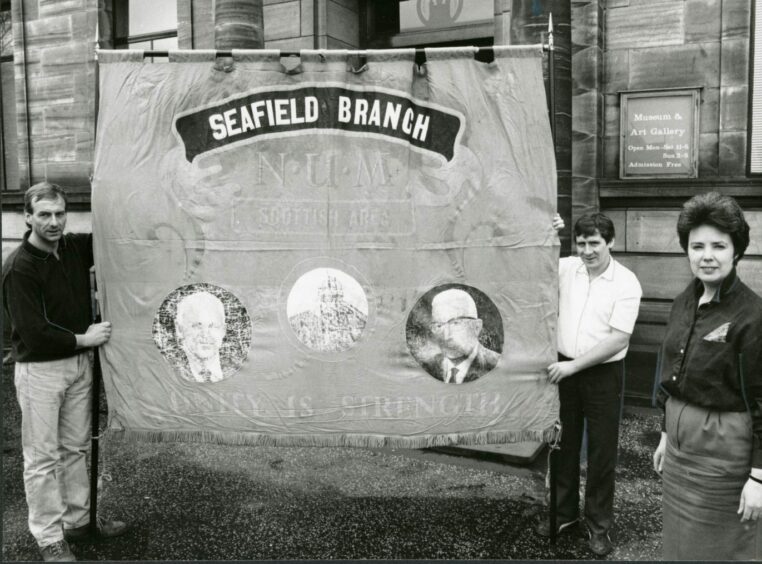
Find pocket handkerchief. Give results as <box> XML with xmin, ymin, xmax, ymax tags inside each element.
<box><xmin>703</xmin><ymin>322</ymin><xmax>731</xmax><ymax>343</ymax></box>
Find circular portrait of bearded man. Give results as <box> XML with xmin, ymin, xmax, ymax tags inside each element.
<box><xmin>406</xmin><ymin>284</ymin><xmax>503</xmax><ymax>384</ymax></box>
<box><xmin>153</xmin><ymin>283</ymin><xmax>252</xmax><ymax>383</ymax></box>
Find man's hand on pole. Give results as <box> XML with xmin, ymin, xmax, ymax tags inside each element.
<box><xmin>76</xmin><ymin>322</ymin><xmax>112</xmax><ymax>349</ymax></box>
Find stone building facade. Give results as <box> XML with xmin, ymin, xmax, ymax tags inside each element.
<box><xmin>1</xmin><ymin>0</ymin><xmax>760</xmax><ymax>402</ymax></box>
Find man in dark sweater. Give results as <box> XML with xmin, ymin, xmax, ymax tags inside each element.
<box><xmin>3</xmin><ymin>183</ymin><xmax>127</xmax><ymax>562</ymax></box>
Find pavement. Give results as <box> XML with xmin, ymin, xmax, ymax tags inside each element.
<box><xmin>2</xmin><ymin>361</ymin><xmax>664</xmax><ymax>561</ymax></box>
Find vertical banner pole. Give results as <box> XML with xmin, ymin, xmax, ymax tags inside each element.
<box><xmin>546</xmin><ymin>12</ymin><xmax>558</xmax><ymax>546</ymax></box>
<box><xmin>88</xmin><ymin>269</ymin><xmax>102</xmax><ymax>535</ymax></box>
<box><xmin>88</xmin><ymin>53</ymin><xmax>103</xmax><ymax>536</ymax></box>
<box><xmin>547</xmin><ymin>13</ymin><xmax>556</xmax><ymax>145</ymax></box>
<box><xmin>549</xmin><ymin>447</ymin><xmax>558</xmax><ymax>545</ymax></box>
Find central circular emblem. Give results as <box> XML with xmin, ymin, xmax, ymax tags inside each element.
<box><xmin>286</xmin><ymin>267</ymin><xmax>369</xmax><ymax>353</ymax></box>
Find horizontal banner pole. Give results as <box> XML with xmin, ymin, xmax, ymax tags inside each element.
<box><xmin>134</xmin><ymin>45</ymin><xmax>552</xmax><ymax>59</ymax></box>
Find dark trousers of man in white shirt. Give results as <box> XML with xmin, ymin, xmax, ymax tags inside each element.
<box><xmin>555</xmin><ymin>355</ymin><xmax>623</xmax><ymax>535</ymax></box>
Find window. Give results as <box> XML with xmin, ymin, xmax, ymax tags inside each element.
<box><xmin>750</xmin><ymin>0</ymin><xmax>762</xmax><ymax>174</ymax></box>
<box><xmin>366</xmin><ymin>0</ymin><xmax>494</xmax><ymax>49</ymax></box>
<box><xmin>1</xmin><ymin>1</ymin><xmax>19</xmax><ymax>192</ymax></box>
<box><xmin>113</xmin><ymin>0</ymin><xmax>178</xmax><ymax>51</ymax></box>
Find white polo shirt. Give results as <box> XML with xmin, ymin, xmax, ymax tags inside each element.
<box><xmin>557</xmin><ymin>256</ymin><xmax>642</xmax><ymax>363</ymax></box>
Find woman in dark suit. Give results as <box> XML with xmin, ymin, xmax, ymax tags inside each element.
<box><xmin>653</xmin><ymin>192</ymin><xmax>762</xmax><ymax>560</ymax></box>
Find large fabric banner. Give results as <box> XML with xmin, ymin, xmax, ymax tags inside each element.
<box><xmin>93</xmin><ymin>47</ymin><xmax>560</xmax><ymax>447</ymax></box>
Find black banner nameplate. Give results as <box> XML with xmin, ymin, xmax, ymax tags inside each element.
<box><xmin>174</xmin><ymin>84</ymin><xmax>464</xmax><ymax>162</ymax></box>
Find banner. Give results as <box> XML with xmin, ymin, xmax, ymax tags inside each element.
<box><xmin>93</xmin><ymin>47</ymin><xmax>560</xmax><ymax>447</ymax></box>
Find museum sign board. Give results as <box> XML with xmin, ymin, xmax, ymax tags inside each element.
<box><xmin>620</xmin><ymin>88</ymin><xmax>700</xmax><ymax>179</ymax></box>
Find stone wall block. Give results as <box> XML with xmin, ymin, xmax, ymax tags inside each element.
<box><xmin>44</xmin><ymin>102</ymin><xmax>92</xmax><ymax>132</ymax></box>
<box><xmin>13</xmin><ymin>22</ymin><xmax>42</xmax><ymax>63</ymax></box>
<box><xmin>325</xmin><ymin>36</ymin><xmax>357</xmax><ymax>50</ymax></box>
<box><xmin>604</xmin><ymin>49</ymin><xmax>629</xmax><ymax>94</ymax></box>
<box><xmin>606</xmin><ymin>3</ymin><xmax>683</xmax><ymax>50</ymax></box>
<box><xmin>27</xmin><ymin>72</ymin><xmax>76</xmax><ymax>103</ymax></box>
<box><xmin>22</xmin><ymin>105</ymin><xmax>45</xmax><ymax>136</ymax></box>
<box><xmin>629</xmin><ymin>43</ymin><xmax>720</xmax><ymax>89</ymax></box>
<box><xmin>25</xmin><ymin>15</ymin><xmax>73</xmax><ymax>48</ymax></box>
<box><xmin>718</xmin><ymin>131</ymin><xmax>747</xmax><ymax>176</ymax></box>
<box><xmin>572</xmin><ymin>46</ymin><xmax>600</xmax><ymax>92</ymax></box>
<box><xmin>326</xmin><ymin>0</ymin><xmax>359</xmax><ymax>47</ymax></box>
<box><xmin>698</xmin><ymin>132</ymin><xmax>719</xmax><ymax>175</ymax></box>
<box><xmin>16</xmin><ymin>135</ymin><xmax>30</xmax><ymax>173</ymax></box>
<box><xmin>14</xmin><ymin>0</ymin><xmax>40</xmax><ymax>22</ymax></box>
<box><xmin>39</xmin><ymin>0</ymin><xmax>85</xmax><ymax>18</ymax></box>
<box><xmin>264</xmin><ymin>1</ymin><xmax>301</xmax><ymax>41</ymax></box>
<box><xmin>629</xmin><ymin>0</ymin><xmax>682</xmax><ymax>6</ymax></box>
<box><xmin>604</xmin><ymin>135</ymin><xmax>620</xmax><ymax>178</ymax></box>
<box><xmin>177</xmin><ymin>0</ymin><xmax>192</xmax><ymax>48</ymax></box>
<box><xmin>331</xmin><ymin>0</ymin><xmax>358</xmax><ymax>11</ymax></box>
<box><xmin>72</xmin><ymin>67</ymin><xmax>96</xmax><ymax>101</ymax></box>
<box><xmin>40</xmin><ymin>42</ymin><xmax>90</xmax><ymax>68</ymax></box>
<box><xmin>700</xmin><ymin>86</ymin><xmax>719</xmax><ymax>134</ymax></box>
<box><xmin>571</xmin><ymin>176</ymin><xmax>598</xmax><ymax>216</ymax></box>
<box><xmin>572</xmin><ymin>132</ymin><xmax>599</xmax><ymax>177</ymax></box>
<box><xmin>685</xmin><ymin>0</ymin><xmax>721</xmax><ymax>43</ymax></box>
<box><xmin>720</xmin><ymin>38</ymin><xmax>749</xmax><ymax>87</ymax></box>
<box><xmin>722</xmin><ymin>0</ymin><xmax>751</xmax><ymax>40</ymax></box>
<box><xmin>74</xmin><ymin>131</ymin><xmax>93</xmax><ymax>155</ymax></box>
<box><xmin>301</xmin><ymin>0</ymin><xmax>314</xmax><ymax>37</ymax></box>
<box><xmin>495</xmin><ymin>12</ymin><xmax>511</xmax><ymax>45</ymax></box>
<box><xmin>72</xmin><ymin>10</ymin><xmax>94</xmax><ymax>39</ymax></box>
<box><xmin>45</xmin><ymin>162</ymin><xmax>92</xmax><ymax>188</ymax></box>
<box><xmin>33</xmin><ymin>134</ymin><xmax>77</xmax><ymax>162</ymax></box>
<box><xmin>604</xmin><ymin>93</ymin><xmax>620</xmax><ymax>138</ymax></box>
<box><xmin>573</xmin><ymin>90</ymin><xmax>601</xmax><ymax>136</ymax></box>
<box><xmin>190</xmin><ymin>0</ymin><xmax>214</xmax><ymax>49</ymax></box>
<box><xmin>265</xmin><ymin>36</ymin><xmax>314</xmax><ymax>51</ymax></box>
<box><xmin>571</xmin><ymin>2</ymin><xmax>600</xmax><ymax>50</ymax></box>
<box><xmin>720</xmin><ymin>85</ymin><xmax>748</xmax><ymax>131</ymax></box>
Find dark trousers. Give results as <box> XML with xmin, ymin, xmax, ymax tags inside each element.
<box><xmin>556</xmin><ymin>356</ymin><xmax>622</xmax><ymax>534</ymax></box>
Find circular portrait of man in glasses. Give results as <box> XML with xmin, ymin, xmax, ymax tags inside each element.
<box><xmin>406</xmin><ymin>284</ymin><xmax>503</xmax><ymax>384</ymax></box>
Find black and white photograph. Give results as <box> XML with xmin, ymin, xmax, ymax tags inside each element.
<box><xmin>2</xmin><ymin>0</ymin><xmax>762</xmax><ymax>562</ymax></box>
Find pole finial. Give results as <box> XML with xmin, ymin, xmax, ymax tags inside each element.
<box><xmin>547</xmin><ymin>12</ymin><xmax>554</xmax><ymax>49</ymax></box>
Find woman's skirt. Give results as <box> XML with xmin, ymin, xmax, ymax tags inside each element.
<box><xmin>663</xmin><ymin>396</ymin><xmax>762</xmax><ymax>560</ymax></box>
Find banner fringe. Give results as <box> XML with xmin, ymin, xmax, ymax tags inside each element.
<box><xmin>105</xmin><ymin>426</ymin><xmax>560</xmax><ymax>449</ymax></box>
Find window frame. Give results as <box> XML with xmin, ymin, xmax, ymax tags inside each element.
<box><xmin>111</xmin><ymin>0</ymin><xmax>178</xmax><ymax>51</ymax></box>
<box><xmin>748</xmin><ymin>0</ymin><xmax>762</xmax><ymax>176</ymax></box>
<box><xmin>1</xmin><ymin>0</ymin><xmax>15</xmax><ymax>192</ymax></box>
<box><xmin>365</xmin><ymin>0</ymin><xmax>494</xmax><ymax>49</ymax></box>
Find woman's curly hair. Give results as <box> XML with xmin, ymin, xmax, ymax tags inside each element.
<box><xmin>677</xmin><ymin>192</ymin><xmax>750</xmax><ymax>263</ymax></box>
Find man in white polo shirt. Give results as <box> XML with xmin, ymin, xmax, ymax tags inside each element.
<box><xmin>535</xmin><ymin>213</ymin><xmax>642</xmax><ymax>557</ymax></box>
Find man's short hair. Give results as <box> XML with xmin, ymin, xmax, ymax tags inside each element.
<box><xmin>574</xmin><ymin>213</ymin><xmax>615</xmax><ymax>244</ymax></box>
<box><xmin>24</xmin><ymin>182</ymin><xmax>68</xmax><ymax>215</ymax></box>
<box><xmin>677</xmin><ymin>192</ymin><xmax>750</xmax><ymax>262</ymax></box>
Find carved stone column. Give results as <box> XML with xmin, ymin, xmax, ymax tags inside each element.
<box><xmin>510</xmin><ymin>0</ymin><xmax>572</xmax><ymax>255</ymax></box>
<box><xmin>571</xmin><ymin>0</ymin><xmax>603</xmax><ymax>221</ymax></box>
